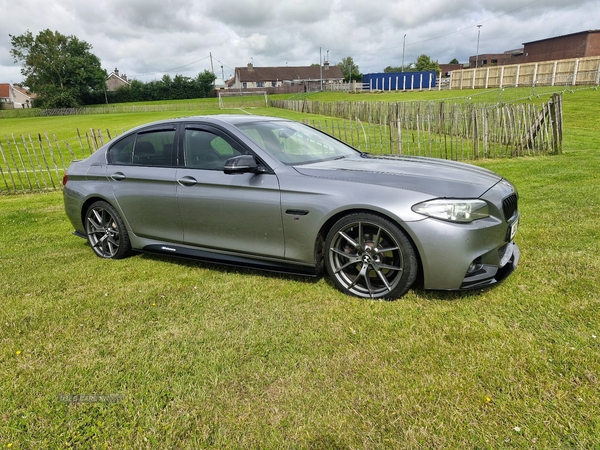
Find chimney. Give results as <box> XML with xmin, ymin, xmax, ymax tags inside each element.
<box><xmin>247</xmin><ymin>63</ymin><xmax>254</xmax><ymax>71</ymax></box>
<box><xmin>324</xmin><ymin>61</ymin><xmax>330</xmax><ymax>71</ymax></box>
<box><xmin>114</xmin><ymin>68</ymin><xmax>119</xmax><ymax>76</ymax></box>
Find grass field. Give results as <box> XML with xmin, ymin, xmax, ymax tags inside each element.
<box><xmin>1</xmin><ymin>88</ymin><xmax>599</xmax><ymax>448</ymax></box>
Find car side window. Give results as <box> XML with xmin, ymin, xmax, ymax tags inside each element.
<box><xmin>108</xmin><ymin>130</ymin><xmax>176</xmax><ymax>166</ymax></box>
<box><xmin>108</xmin><ymin>134</ymin><xmax>135</xmax><ymax>165</ymax></box>
<box><xmin>184</xmin><ymin>129</ymin><xmax>243</xmax><ymax>170</ymax></box>
<box><xmin>133</xmin><ymin>130</ymin><xmax>177</xmax><ymax>167</ymax></box>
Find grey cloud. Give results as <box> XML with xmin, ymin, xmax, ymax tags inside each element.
<box><xmin>1</xmin><ymin>0</ymin><xmax>598</xmax><ymax>84</ymax></box>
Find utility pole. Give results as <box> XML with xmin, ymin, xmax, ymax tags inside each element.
<box><xmin>475</xmin><ymin>25</ymin><xmax>482</xmax><ymax>68</ymax></box>
<box><xmin>402</xmin><ymin>34</ymin><xmax>407</xmax><ymax>71</ymax></box>
<box><xmin>320</xmin><ymin>47</ymin><xmax>323</xmax><ymax>91</ymax></box>
<box><xmin>210</xmin><ymin>52</ymin><xmax>215</xmax><ymax>88</ymax></box>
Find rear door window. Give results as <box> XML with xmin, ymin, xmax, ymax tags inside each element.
<box><xmin>108</xmin><ymin>128</ymin><xmax>177</xmax><ymax>167</ymax></box>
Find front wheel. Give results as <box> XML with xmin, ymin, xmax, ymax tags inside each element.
<box><xmin>325</xmin><ymin>213</ymin><xmax>418</xmax><ymax>300</ymax></box>
<box><xmin>84</xmin><ymin>200</ymin><xmax>132</xmax><ymax>259</ymax></box>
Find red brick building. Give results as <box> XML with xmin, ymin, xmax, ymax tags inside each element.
<box><xmin>521</xmin><ymin>29</ymin><xmax>600</xmax><ymax>63</ymax></box>
<box><xmin>469</xmin><ymin>29</ymin><xmax>600</xmax><ymax>68</ymax></box>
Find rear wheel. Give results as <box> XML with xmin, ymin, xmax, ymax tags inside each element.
<box><xmin>84</xmin><ymin>200</ymin><xmax>132</xmax><ymax>259</ymax></box>
<box><xmin>325</xmin><ymin>213</ymin><xmax>417</xmax><ymax>300</ymax></box>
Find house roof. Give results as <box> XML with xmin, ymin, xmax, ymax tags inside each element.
<box><xmin>0</xmin><ymin>83</ymin><xmax>36</xmax><ymax>100</ymax></box>
<box><xmin>523</xmin><ymin>29</ymin><xmax>600</xmax><ymax>45</ymax></box>
<box><xmin>106</xmin><ymin>68</ymin><xmax>130</xmax><ymax>84</ymax></box>
<box><xmin>0</xmin><ymin>83</ymin><xmax>10</xmax><ymax>98</ymax></box>
<box><xmin>106</xmin><ymin>73</ymin><xmax>130</xmax><ymax>84</ymax></box>
<box><xmin>236</xmin><ymin>64</ymin><xmax>344</xmax><ymax>82</ymax></box>
<box><xmin>12</xmin><ymin>84</ymin><xmax>36</xmax><ymax>98</ymax></box>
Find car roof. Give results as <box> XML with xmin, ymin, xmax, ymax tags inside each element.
<box><xmin>136</xmin><ymin>114</ymin><xmax>289</xmax><ymax>129</ymax></box>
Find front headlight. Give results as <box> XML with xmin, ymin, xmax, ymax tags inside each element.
<box><xmin>412</xmin><ymin>199</ymin><xmax>489</xmax><ymax>223</ymax></box>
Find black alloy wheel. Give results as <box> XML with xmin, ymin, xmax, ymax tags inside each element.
<box><xmin>85</xmin><ymin>200</ymin><xmax>132</xmax><ymax>259</ymax></box>
<box><xmin>325</xmin><ymin>213</ymin><xmax>417</xmax><ymax>299</ymax></box>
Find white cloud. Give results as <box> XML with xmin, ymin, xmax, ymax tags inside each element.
<box><xmin>0</xmin><ymin>0</ymin><xmax>598</xmax><ymax>84</ymax></box>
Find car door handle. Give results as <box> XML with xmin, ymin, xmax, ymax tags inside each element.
<box><xmin>111</xmin><ymin>172</ymin><xmax>126</xmax><ymax>181</ymax></box>
<box><xmin>177</xmin><ymin>176</ymin><xmax>198</xmax><ymax>187</ymax></box>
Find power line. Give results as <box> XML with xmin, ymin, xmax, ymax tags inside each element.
<box><xmin>328</xmin><ymin>0</ymin><xmax>541</xmax><ymax>56</ymax></box>
<box><xmin>132</xmin><ymin>55</ymin><xmax>213</xmax><ymax>79</ymax></box>
<box><xmin>406</xmin><ymin>0</ymin><xmax>541</xmax><ymax>48</ymax></box>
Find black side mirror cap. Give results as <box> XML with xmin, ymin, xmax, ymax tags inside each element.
<box><xmin>224</xmin><ymin>155</ymin><xmax>259</xmax><ymax>174</ymax></box>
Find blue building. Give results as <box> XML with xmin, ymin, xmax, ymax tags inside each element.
<box><xmin>362</xmin><ymin>71</ymin><xmax>437</xmax><ymax>91</ymax></box>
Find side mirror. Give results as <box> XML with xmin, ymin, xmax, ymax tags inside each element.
<box><xmin>224</xmin><ymin>155</ymin><xmax>259</xmax><ymax>174</ymax></box>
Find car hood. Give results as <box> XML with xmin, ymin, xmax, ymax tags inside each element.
<box><xmin>293</xmin><ymin>155</ymin><xmax>502</xmax><ymax>198</ymax></box>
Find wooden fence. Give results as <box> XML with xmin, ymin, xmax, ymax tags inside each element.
<box><xmin>272</xmin><ymin>94</ymin><xmax>562</xmax><ymax>159</ymax></box>
<box><xmin>0</xmin><ymin>98</ymin><xmax>266</xmax><ymax>119</ymax></box>
<box><xmin>0</xmin><ymin>129</ymin><xmax>115</xmax><ymax>194</ymax></box>
<box><xmin>1</xmin><ymin>95</ymin><xmax>563</xmax><ymax>194</ymax></box>
<box><xmin>450</xmin><ymin>56</ymin><xmax>600</xmax><ymax>90</ymax></box>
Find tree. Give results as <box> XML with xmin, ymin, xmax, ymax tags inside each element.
<box><xmin>196</xmin><ymin>70</ymin><xmax>217</xmax><ymax>97</ymax></box>
<box><xmin>10</xmin><ymin>29</ymin><xmax>106</xmax><ymax>108</ymax></box>
<box><xmin>449</xmin><ymin>58</ymin><xmax>460</xmax><ymax>64</ymax></box>
<box><xmin>415</xmin><ymin>54</ymin><xmax>440</xmax><ymax>72</ymax></box>
<box><xmin>100</xmin><ymin>70</ymin><xmax>217</xmax><ymax>104</ymax></box>
<box><xmin>384</xmin><ymin>66</ymin><xmax>404</xmax><ymax>73</ymax></box>
<box><xmin>337</xmin><ymin>57</ymin><xmax>361</xmax><ymax>82</ymax></box>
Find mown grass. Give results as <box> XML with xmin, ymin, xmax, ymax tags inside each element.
<box><xmin>1</xmin><ymin>88</ymin><xmax>599</xmax><ymax>448</ymax></box>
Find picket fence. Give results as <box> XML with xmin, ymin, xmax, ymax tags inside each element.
<box><xmin>0</xmin><ymin>129</ymin><xmax>114</xmax><ymax>194</ymax></box>
<box><xmin>1</xmin><ymin>95</ymin><xmax>562</xmax><ymax>194</ymax></box>
<box><xmin>274</xmin><ymin>94</ymin><xmax>563</xmax><ymax>159</ymax></box>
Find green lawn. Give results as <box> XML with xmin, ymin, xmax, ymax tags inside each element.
<box><xmin>1</xmin><ymin>88</ymin><xmax>599</xmax><ymax>448</ymax></box>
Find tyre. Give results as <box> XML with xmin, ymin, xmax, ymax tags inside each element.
<box><xmin>84</xmin><ymin>200</ymin><xmax>132</xmax><ymax>259</ymax></box>
<box><xmin>325</xmin><ymin>213</ymin><xmax>417</xmax><ymax>299</ymax></box>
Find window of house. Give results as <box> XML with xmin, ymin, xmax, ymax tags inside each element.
<box><xmin>242</xmin><ymin>82</ymin><xmax>247</xmax><ymax>89</ymax></box>
<box><xmin>257</xmin><ymin>82</ymin><xmax>265</xmax><ymax>88</ymax></box>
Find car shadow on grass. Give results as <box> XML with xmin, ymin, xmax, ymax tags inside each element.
<box><xmin>137</xmin><ymin>252</ymin><xmax>490</xmax><ymax>302</ymax></box>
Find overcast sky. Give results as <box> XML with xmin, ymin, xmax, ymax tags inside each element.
<box><xmin>1</xmin><ymin>0</ymin><xmax>598</xmax><ymax>85</ymax></box>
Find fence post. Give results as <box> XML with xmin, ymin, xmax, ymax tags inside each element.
<box><xmin>572</xmin><ymin>59</ymin><xmax>579</xmax><ymax>86</ymax></box>
<box><xmin>549</xmin><ymin>93</ymin><xmax>563</xmax><ymax>154</ymax></box>
<box><xmin>37</xmin><ymin>134</ymin><xmax>58</xmax><ymax>189</ymax></box>
<box><xmin>0</xmin><ymin>141</ymin><xmax>17</xmax><ymax>192</ymax></box>
<box><xmin>12</xmin><ymin>134</ymin><xmax>33</xmax><ymax>191</ymax></box>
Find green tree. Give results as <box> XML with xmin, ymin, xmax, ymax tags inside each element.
<box><xmin>415</xmin><ymin>54</ymin><xmax>440</xmax><ymax>72</ymax></box>
<box><xmin>9</xmin><ymin>29</ymin><xmax>106</xmax><ymax>108</ymax></box>
<box><xmin>196</xmin><ymin>70</ymin><xmax>217</xmax><ymax>97</ymax></box>
<box><xmin>449</xmin><ymin>58</ymin><xmax>460</xmax><ymax>64</ymax></box>
<box><xmin>384</xmin><ymin>66</ymin><xmax>404</xmax><ymax>73</ymax></box>
<box><xmin>106</xmin><ymin>70</ymin><xmax>216</xmax><ymax>104</ymax></box>
<box><xmin>337</xmin><ymin>56</ymin><xmax>361</xmax><ymax>82</ymax></box>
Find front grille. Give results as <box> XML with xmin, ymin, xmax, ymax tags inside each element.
<box><xmin>502</xmin><ymin>194</ymin><xmax>518</xmax><ymax>221</ymax></box>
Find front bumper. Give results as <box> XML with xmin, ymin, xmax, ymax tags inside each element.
<box><xmin>458</xmin><ymin>241</ymin><xmax>520</xmax><ymax>290</ymax></box>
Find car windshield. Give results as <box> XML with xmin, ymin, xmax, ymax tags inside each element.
<box><xmin>236</xmin><ymin>120</ymin><xmax>360</xmax><ymax>165</ymax></box>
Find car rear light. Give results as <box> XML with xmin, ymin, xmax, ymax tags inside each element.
<box><xmin>62</xmin><ymin>174</ymin><xmax>68</xmax><ymax>186</ymax></box>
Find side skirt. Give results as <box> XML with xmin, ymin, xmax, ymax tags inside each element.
<box><xmin>142</xmin><ymin>244</ymin><xmax>317</xmax><ymax>277</ymax></box>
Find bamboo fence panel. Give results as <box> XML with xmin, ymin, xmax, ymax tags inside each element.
<box><xmin>1</xmin><ymin>128</ymin><xmax>121</xmax><ymax>194</ymax></box>
<box><xmin>2</xmin><ymin>96</ymin><xmax>562</xmax><ymax>194</ymax></box>
<box><xmin>280</xmin><ymin>94</ymin><xmax>562</xmax><ymax>160</ymax></box>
